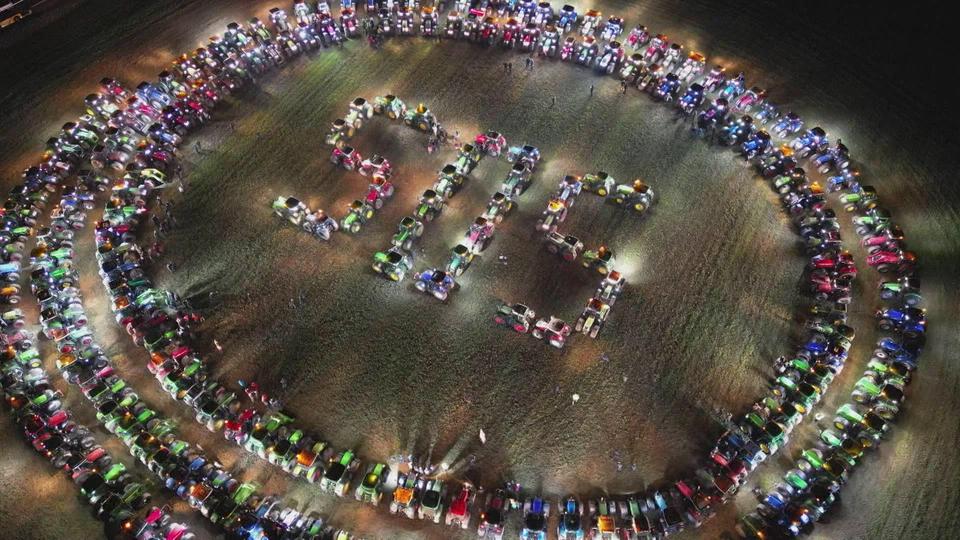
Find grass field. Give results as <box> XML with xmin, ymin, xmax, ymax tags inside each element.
<box><xmin>1</xmin><ymin>1</ymin><xmax>958</xmax><ymax>539</ymax></box>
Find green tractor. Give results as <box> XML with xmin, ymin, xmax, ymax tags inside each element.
<box><xmin>446</xmin><ymin>244</ymin><xmax>475</xmax><ymax>277</ymax></box>
<box><xmin>373</xmin><ymin>94</ymin><xmax>407</xmax><ymax>119</ymax></box>
<box><xmin>403</xmin><ymin>103</ymin><xmax>438</xmax><ymax>132</ymax></box>
<box><xmin>453</xmin><ymin>143</ymin><xmax>482</xmax><ymax>174</ymax></box>
<box><xmin>372</xmin><ymin>247</ymin><xmax>414</xmax><ymax>282</ymax></box>
<box><xmin>582</xmin><ymin>171</ymin><xmax>616</xmax><ymax>197</ymax></box>
<box><xmin>354</xmin><ymin>462</ymin><xmax>389</xmax><ymax>505</ymax></box>
<box><xmin>415</xmin><ymin>189</ymin><xmax>445</xmax><ymax>222</ymax></box>
<box><xmin>610</xmin><ymin>179</ymin><xmax>654</xmax><ymax>212</ymax></box>
<box><xmin>340</xmin><ymin>200</ymin><xmax>375</xmax><ymax>234</ymax></box>
<box><xmin>582</xmin><ymin>245</ymin><xmax>615</xmax><ymax>275</ymax></box>
<box><xmin>319</xmin><ymin>450</ymin><xmax>360</xmax><ymax>497</ymax></box>
<box><xmin>434</xmin><ymin>164</ymin><xmax>467</xmax><ymax>199</ymax></box>
<box><xmin>391</xmin><ymin>216</ymin><xmax>425</xmax><ymax>250</ymax></box>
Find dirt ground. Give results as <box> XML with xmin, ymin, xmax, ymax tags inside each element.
<box><xmin>1</xmin><ymin>1</ymin><xmax>957</xmax><ymax>539</ymax></box>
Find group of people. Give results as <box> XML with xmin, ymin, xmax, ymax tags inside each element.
<box><xmin>426</xmin><ymin>123</ymin><xmax>450</xmax><ymax>153</ymax></box>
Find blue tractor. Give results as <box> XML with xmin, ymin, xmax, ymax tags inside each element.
<box><xmin>413</xmin><ymin>269</ymin><xmax>457</xmax><ymax>301</ymax></box>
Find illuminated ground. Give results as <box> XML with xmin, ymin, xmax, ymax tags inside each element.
<box><xmin>1</xmin><ymin>1</ymin><xmax>957</xmax><ymax>539</ymax></box>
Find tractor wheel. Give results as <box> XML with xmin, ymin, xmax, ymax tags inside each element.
<box><xmin>481</xmin><ymin>236</ymin><xmax>492</xmax><ymax>251</ymax></box>
<box><xmin>546</xmin><ymin>243</ymin><xmax>559</xmax><ymax>254</ymax></box>
<box><xmin>574</xmin><ymin>318</ymin><xmax>584</xmax><ymax>332</ymax></box>
<box><xmin>562</xmin><ymin>250</ymin><xmax>576</xmax><ymax>262</ymax></box>
<box><xmin>387</xmin><ymin>111</ymin><xmax>397</xmax><ymax>119</ymax></box>
<box><xmin>382</xmin><ymin>184</ymin><xmax>395</xmax><ymax>198</ymax></box>
<box><xmin>494</xmin><ymin>316</ymin><xmax>505</xmax><ymax>325</ymax></box>
<box><xmin>433</xmin><ymin>290</ymin><xmax>447</xmax><ymax>301</ymax></box>
<box><xmin>878</xmin><ymin>320</ymin><xmax>893</xmax><ymax>331</ymax></box>
<box><xmin>532</xmin><ymin>329</ymin><xmax>543</xmax><ymax>339</ymax></box>
<box><xmin>415</xmin><ymin>280</ymin><xmax>426</xmax><ymax>292</ymax></box>
<box><xmin>350</xmin><ymin>223</ymin><xmax>361</xmax><ymax>234</ymax></box>
<box><xmin>419</xmin><ymin>121</ymin><xmax>429</xmax><ymax>131</ymax></box>
<box><xmin>374</xmin><ymin>198</ymin><xmax>384</xmax><ymax>210</ymax></box>
<box><xmin>389</xmin><ymin>271</ymin><xmax>400</xmax><ymax>282</ymax></box>
<box><xmin>364</xmin><ymin>209</ymin><xmax>374</xmax><ymax>219</ymax></box>
<box><xmin>513</xmin><ymin>323</ymin><xmax>527</xmax><ymax>333</ymax></box>
<box><xmin>879</xmin><ymin>289</ymin><xmax>895</xmax><ymax>300</ymax></box>
<box><xmin>877</xmin><ymin>264</ymin><xmax>892</xmax><ymax>274</ymax></box>
<box><xmin>634</xmin><ymin>202</ymin><xmax>647</xmax><ymax>213</ymax></box>
<box><xmin>425</xmin><ymin>211</ymin><xmax>434</xmax><ymax>222</ymax></box>
<box><xmin>346</xmin><ymin>126</ymin><xmax>355</xmax><ymax>137</ymax></box>
<box><xmin>597</xmin><ymin>188</ymin><xmax>607</xmax><ymax>197</ymax></box>
<box><xmin>904</xmin><ymin>293</ymin><xmax>922</xmax><ymax>307</ymax></box>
